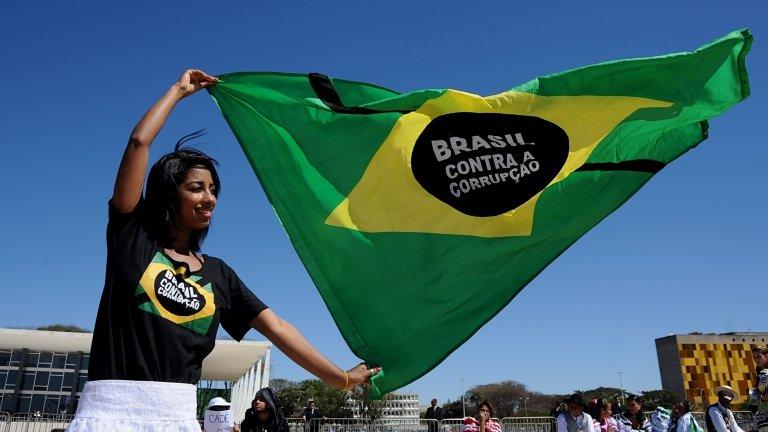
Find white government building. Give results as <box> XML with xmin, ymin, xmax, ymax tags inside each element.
<box><xmin>347</xmin><ymin>392</ymin><xmax>420</xmax><ymax>423</ymax></box>
<box><xmin>0</xmin><ymin>328</ymin><xmax>270</xmax><ymax>421</ymax></box>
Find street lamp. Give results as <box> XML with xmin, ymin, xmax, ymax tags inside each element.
<box><xmin>460</xmin><ymin>378</ymin><xmax>466</xmax><ymax>418</ymax></box>
<box><xmin>524</xmin><ymin>397</ymin><xmax>530</xmax><ymax>417</ymax></box>
<box><xmin>618</xmin><ymin>371</ymin><xmax>625</xmax><ymax>404</ymax></box>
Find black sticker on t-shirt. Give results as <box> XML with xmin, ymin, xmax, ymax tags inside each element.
<box><xmin>134</xmin><ymin>252</ymin><xmax>216</xmax><ymax>335</ymax></box>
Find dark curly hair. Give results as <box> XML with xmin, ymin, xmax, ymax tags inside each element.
<box><xmin>477</xmin><ymin>400</ymin><xmax>494</xmax><ymax>419</ymax></box>
<box><xmin>142</xmin><ymin>130</ymin><xmax>220</xmax><ymax>251</ymax></box>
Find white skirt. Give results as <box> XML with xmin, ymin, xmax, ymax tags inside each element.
<box><xmin>66</xmin><ymin>380</ymin><xmax>201</xmax><ymax>432</ymax></box>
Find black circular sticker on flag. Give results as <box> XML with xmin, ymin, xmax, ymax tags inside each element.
<box><xmin>411</xmin><ymin>112</ymin><xmax>569</xmax><ymax>217</ymax></box>
<box><xmin>154</xmin><ymin>270</ymin><xmax>206</xmax><ymax>316</ymax></box>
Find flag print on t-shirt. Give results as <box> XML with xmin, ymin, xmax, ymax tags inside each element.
<box><xmin>134</xmin><ymin>252</ymin><xmax>216</xmax><ymax>335</ymax></box>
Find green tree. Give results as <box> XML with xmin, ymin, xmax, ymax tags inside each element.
<box><xmin>472</xmin><ymin>381</ymin><xmax>529</xmax><ymax>417</ymax></box>
<box><xmin>279</xmin><ymin>385</ymin><xmax>308</xmax><ymax>418</ymax></box>
<box><xmin>36</xmin><ymin>324</ymin><xmax>89</xmax><ymax>332</ymax></box>
<box><xmin>581</xmin><ymin>387</ymin><xmax>624</xmax><ymax>404</ymax></box>
<box><xmin>441</xmin><ymin>399</ymin><xmax>466</xmax><ymax>418</ymax></box>
<box><xmin>276</xmin><ymin>379</ymin><xmax>351</xmax><ymax>418</ymax></box>
<box><xmin>639</xmin><ymin>390</ymin><xmax>680</xmax><ymax>410</ymax></box>
<box><xmin>271</xmin><ymin>378</ymin><xmax>298</xmax><ymax>393</ymax></box>
<box><xmin>348</xmin><ymin>384</ymin><xmax>385</xmax><ymax>420</ymax></box>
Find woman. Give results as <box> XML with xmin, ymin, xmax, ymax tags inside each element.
<box><xmin>593</xmin><ymin>399</ymin><xmax>618</xmax><ymax>432</ymax></box>
<box><xmin>66</xmin><ymin>70</ymin><xmax>376</xmax><ymax>432</ymax></box>
<box><xmin>463</xmin><ymin>400</ymin><xmax>501</xmax><ymax>432</ymax></box>
<box><xmin>616</xmin><ymin>395</ymin><xmax>650</xmax><ymax>432</ymax></box>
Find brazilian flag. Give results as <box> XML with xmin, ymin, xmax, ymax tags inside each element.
<box><xmin>209</xmin><ymin>29</ymin><xmax>751</xmax><ymax>397</ymax></box>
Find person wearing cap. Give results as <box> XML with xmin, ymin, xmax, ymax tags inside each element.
<box><xmin>752</xmin><ymin>345</ymin><xmax>768</xmax><ymax>432</ymax></box>
<box><xmin>706</xmin><ymin>386</ymin><xmax>745</xmax><ymax>432</ymax></box>
<box><xmin>204</xmin><ymin>397</ymin><xmax>238</xmax><ymax>432</ymax></box>
<box><xmin>240</xmin><ymin>387</ymin><xmax>288</xmax><ymax>432</ymax></box>
<box><xmin>557</xmin><ymin>394</ymin><xmax>597</xmax><ymax>432</ymax></box>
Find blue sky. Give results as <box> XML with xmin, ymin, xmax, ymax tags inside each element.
<box><xmin>1</xmin><ymin>1</ymin><xmax>766</xmax><ymax>406</ymax></box>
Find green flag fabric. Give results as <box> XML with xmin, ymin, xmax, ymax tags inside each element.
<box><xmin>209</xmin><ymin>29</ymin><xmax>751</xmax><ymax>397</ymax></box>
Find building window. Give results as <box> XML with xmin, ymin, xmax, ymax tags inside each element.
<box><xmin>22</xmin><ymin>372</ymin><xmax>35</xmax><ymax>391</ymax></box>
<box><xmin>58</xmin><ymin>395</ymin><xmax>70</xmax><ymax>414</ymax></box>
<box><xmin>78</xmin><ymin>373</ymin><xmax>88</xmax><ymax>392</ymax></box>
<box><xmin>49</xmin><ymin>372</ymin><xmax>63</xmax><ymax>392</ymax></box>
<box><xmin>10</xmin><ymin>349</ymin><xmax>22</xmax><ymax>367</ymax></box>
<box><xmin>0</xmin><ymin>350</ymin><xmax>10</xmax><ymax>367</ymax></box>
<box><xmin>52</xmin><ymin>353</ymin><xmax>66</xmax><ymax>369</ymax></box>
<box><xmin>0</xmin><ymin>371</ymin><xmax>6</xmax><ymax>388</ymax></box>
<box><xmin>66</xmin><ymin>353</ymin><xmax>78</xmax><ymax>368</ymax></box>
<box><xmin>62</xmin><ymin>372</ymin><xmax>74</xmax><ymax>391</ymax></box>
<box><xmin>31</xmin><ymin>394</ymin><xmax>45</xmax><ymax>413</ymax></box>
<box><xmin>18</xmin><ymin>395</ymin><xmax>31</xmax><ymax>413</ymax></box>
<box><xmin>25</xmin><ymin>352</ymin><xmax>39</xmax><ymax>368</ymax></box>
<box><xmin>80</xmin><ymin>354</ymin><xmax>89</xmax><ymax>370</ymax></box>
<box><xmin>45</xmin><ymin>396</ymin><xmax>59</xmax><ymax>414</ymax></box>
<box><xmin>38</xmin><ymin>351</ymin><xmax>53</xmax><ymax>368</ymax></box>
<box><xmin>1</xmin><ymin>394</ymin><xmax>15</xmax><ymax>412</ymax></box>
<box><xmin>34</xmin><ymin>371</ymin><xmax>50</xmax><ymax>391</ymax></box>
<box><xmin>5</xmin><ymin>369</ymin><xmax>18</xmax><ymax>390</ymax></box>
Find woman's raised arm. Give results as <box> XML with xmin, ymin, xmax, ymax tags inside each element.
<box><xmin>112</xmin><ymin>69</ymin><xmax>217</xmax><ymax>213</ymax></box>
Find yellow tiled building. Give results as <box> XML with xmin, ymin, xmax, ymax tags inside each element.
<box><xmin>655</xmin><ymin>333</ymin><xmax>767</xmax><ymax>407</ymax></box>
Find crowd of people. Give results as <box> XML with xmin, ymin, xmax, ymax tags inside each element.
<box><xmin>548</xmin><ymin>344</ymin><xmax>768</xmax><ymax>432</ymax></box>
<box><xmin>210</xmin><ymin>345</ymin><xmax>768</xmax><ymax>432</ymax></box>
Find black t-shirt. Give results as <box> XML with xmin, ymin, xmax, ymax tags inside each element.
<box><xmin>88</xmin><ymin>200</ymin><xmax>268</xmax><ymax>383</ymax></box>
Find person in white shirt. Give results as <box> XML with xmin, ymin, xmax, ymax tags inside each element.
<box><xmin>557</xmin><ymin>394</ymin><xmax>597</xmax><ymax>432</ymax></box>
<box><xmin>615</xmin><ymin>395</ymin><xmax>651</xmax><ymax>432</ymax></box>
<box><xmin>706</xmin><ymin>386</ymin><xmax>745</xmax><ymax>432</ymax></box>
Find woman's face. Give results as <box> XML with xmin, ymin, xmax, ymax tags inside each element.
<box><xmin>253</xmin><ymin>397</ymin><xmax>267</xmax><ymax>412</ymax></box>
<box><xmin>601</xmin><ymin>404</ymin><xmax>612</xmax><ymax>419</ymax></box>
<box><xmin>627</xmin><ymin>400</ymin><xmax>641</xmax><ymax>415</ymax></box>
<box><xmin>754</xmin><ymin>351</ymin><xmax>768</xmax><ymax>369</ymax></box>
<box><xmin>478</xmin><ymin>405</ymin><xmax>491</xmax><ymax>420</ymax></box>
<box><xmin>176</xmin><ymin>167</ymin><xmax>217</xmax><ymax>230</ymax></box>
<box><xmin>672</xmin><ymin>403</ymin><xmax>685</xmax><ymax>419</ymax></box>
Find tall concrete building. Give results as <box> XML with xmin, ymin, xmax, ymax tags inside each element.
<box><xmin>655</xmin><ymin>332</ymin><xmax>767</xmax><ymax>406</ymax></box>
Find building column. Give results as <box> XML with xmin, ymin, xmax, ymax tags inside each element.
<box><xmin>66</xmin><ymin>351</ymin><xmax>83</xmax><ymax>414</ymax></box>
<box><xmin>9</xmin><ymin>348</ymin><xmax>29</xmax><ymax>413</ymax></box>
